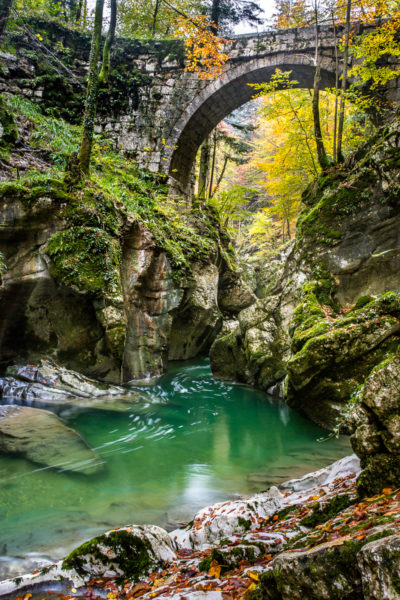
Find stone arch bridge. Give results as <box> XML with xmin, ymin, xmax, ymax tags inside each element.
<box><xmin>91</xmin><ymin>21</ymin><xmax>398</xmax><ymax>195</ymax></box>
<box><xmin>2</xmin><ymin>20</ymin><xmax>398</xmax><ymax>193</ymax></box>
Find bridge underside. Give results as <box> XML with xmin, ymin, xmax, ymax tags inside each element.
<box><xmin>168</xmin><ymin>61</ymin><xmax>335</xmax><ymax>192</ymax></box>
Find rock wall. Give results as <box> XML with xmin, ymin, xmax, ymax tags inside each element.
<box><xmin>0</xmin><ymin>178</ymin><xmax>254</xmax><ymax>384</ymax></box>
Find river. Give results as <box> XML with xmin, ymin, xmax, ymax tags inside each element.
<box><xmin>0</xmin><ymin>358</ymin><xmax>350</xmax><ymax>578</ymax></box>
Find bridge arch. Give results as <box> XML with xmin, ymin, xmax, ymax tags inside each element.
<box><xmin>167</xmin><ymin>52</ymin><xmax>336</xmax><ymax>193</ymax></box>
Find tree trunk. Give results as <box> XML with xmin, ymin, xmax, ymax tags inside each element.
<box><xmin>212</xmin><ymin>154</ymin><xmax>229</xmax><ymax>196</ymax></box>
<box><xmin>337</xmin><ymin>0</ymin><xmax>352</xmax><ymax>161</ymax></box>
<box><xmin>331</xmin><ymin>11</ymin><xmax>339</xmax><ymax>161</ymax></box>
<box><xmin>0</xmin><ymin>0</ymin><xmax>12</xmax><ymax>42</ymax></box>
<box><xmin>208</xmin><ymin>130</ymin><xmax>217</xmax><ymax>198</ymax></box>
<box><xmin>152</xmin><ymin>0</ymin><xmax>160</xmax><ymax>35</ymax></box>
<box><xmin>79</xmin><ymin>0</ymin><xmax>104</xmax><ymax>174</ymax></box>
<box><xmin>211</xmin><ymin>0</ymin><xmax>220</xmax><ymax>33</ymax></box>
<box><xmin>197</xmin><ymin>137</ymin><xmax>211</xmax><ymax>200</ymax></box>
<box><xmin>312</xmin><ymin>2</ymin><xmax>329</xmax><ymax>171</ymax></box>
<box><xmin>99</xmin><ymin>0</ymin><xmax>117</xmax><ymax>84</ymax></box>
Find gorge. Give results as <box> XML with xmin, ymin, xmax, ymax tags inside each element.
<box><xmin>0</xmin><ymin>4</ymin><xmax>400</xmax><ymax>599</ymax></box>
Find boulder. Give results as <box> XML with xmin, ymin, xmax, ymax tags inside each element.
<box><xmin>358</xmin><ymin>534</ymin><xmax>400</xmax><ymax>600</ymax></box>
<box><xmin>210</xmin><ymin>297</ymin><xmax>289</xmax><ymax>391</ymax></box>
<box><xmin>0</xmin><ymin>405</ymin><xmax>103</xmax><ymax>474</ymax></box>
<box><xmin>61</xmin><ymin>525</ymin><xmax>176</xmax><ymax>581</ymax></box>
<box><xmin>0</xmin><ymin>359</ymin><xmax>141</xmax><ymax>415</ymax></box>
<box><xmin>217</xmin><ymin>268</ymin><xmax>256</xmax><ymax>315</ymax></box>
<box><xmin>350</xmin><ymin>353</ymin><xmax>400</xmax><ymax>496</ymax></box>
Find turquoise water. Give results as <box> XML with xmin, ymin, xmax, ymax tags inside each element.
<box><xmin>0</xmin><ymin>359</ymin><xmax>350</xmax><ymax>573</ymax></box>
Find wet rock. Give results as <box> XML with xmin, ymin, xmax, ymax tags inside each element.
<box><xmin>0</xmin><ymin>405</ymin><xmax>103</xmax><ymax>474</ymax></box>
<box><xmin>0</xmin><ymin>359</ymin><xmax>141</xmax><ymax>415</ymax></box>
<box><xmin>61</xmin><ymin>525</ymin><xmax>176</xmax><ymax>581</ymax></box>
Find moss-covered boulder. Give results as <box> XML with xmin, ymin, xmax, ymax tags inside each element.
<box><xmin>62</xmin><ymin>525</ymin><xmax>176</xmax><ymax>581</ymax></box>
<box><xmin>285</xmin><ymin>292</ymin><xmax>400</xmax><ymax>429</ymax></box>
<box><xmin>348</xmin><ymin>353</ymin><xmax>400</xmax><ymax>497</ymax></box>
<box><xmin>250</xmin><ymin>529</ymin><xmax>400</xmax><ymax>600</ymax></box>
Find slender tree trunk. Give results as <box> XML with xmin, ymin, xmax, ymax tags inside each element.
<box><xmin>0</xmin><ymin>0</ymin><xmax>12</xmax><ymax>41</ymax></box>
<box><xmin>211</xmin><ymin>0</ymin><xmax>220</xmax><ymax>33</ymax></box>
<box><xmin>208</xmin><ymin>130</ymin><xmax>217</xmax><ymax>198</ymax></box>
<box><xmin>79</xmin><ymin>0</ymin><xmax>104</xmax><ymax>174</ymax></box>
<box><xmin>287</xmin><ymin>219</ymin><xmax>291</xmax><ymax>239</ymax></box>
<box><xmin>197</xmin><ymin>137</ymin><xmax>211</xmax><ymax>200</ymax></box>
<box><xmin>152</xmin><ymin>0</ymin><xmax>160</xmax><ymax>35</ymax></box>
<box><xmin>99</xmin><ymin>0</ymin><xmax>117</xmax><ymax>84</ymax></box>
<box><xmin>212</xmin><ymin>154</ymin><xmax>229</xmax><ymax>196</ymax></box>
<box><xmin>75</xmin><ymin>0</ymin><xmax>84</xmax><ymax>23</ymax></box>
<box><xmin>337</xmin><ymin>0</ymin><xmax>352</xmax><ymax>161</ymax></box>
<box><xmin>331</xmin><ymin>11</ymin><xmax>339</xmax><ymax>161</ymax></box>
<box><xmin>312</xmin><ymin>2</ymin><xmax>329</xmax><ymax>170</ymax></box>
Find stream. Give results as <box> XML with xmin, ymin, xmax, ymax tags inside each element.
<box><xmin>0</xmin><ymin>358</ymin><xmax>350</xmax><ymax>578</ymax></box>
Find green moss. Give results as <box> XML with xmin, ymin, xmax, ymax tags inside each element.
<box><xmin>62</xmin><ymin>530</ymin><xmax>154</xmax><ymax>582</ymax></box>
<box><xmin>300</xmin><ymin>494</ymin><xmax>353</xmax><ymax>528</ymax></box>
<box><xmin>0</xmin><ymin>176</ymin><xmax>71</xmax><ymax>205</ymax></box>
<box><xmin>198</xmin><ymin>555</ymin><xmax>213</xmax><ymax>572</ymax></box>
<box><xmin>353</xmin><ymin>295</ymin><xmax>373</xmax><ymax>310</ymax></box>
<box><xmin>47</xmin><ymin>226</ymin><xmax>121</xmax><ymax>296</ymax></box>
<box><xmin>357</xmin><ymin>454</ymin><xmax>400</xmax><ymax>498</ymax></box>
<box><xmin>0</xmin><ymin>94</ymin><xmax>18</xmax><ymax>146</ymax></box>
<box><xmin>237</xmin><ymin>517</ymin><xmax>252</xmax><ymax>531</ymax></box>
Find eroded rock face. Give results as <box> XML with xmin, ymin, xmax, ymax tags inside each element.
<box><xmin>0</xmin><ymin>405</ymin><xmax>103</xmax><ymax>473</ymax></box>
<box><xmin>0</xmin><ymin>191</ymin><xmax>121</xmax><ymax>381</ymax></box>
<box><xmin>169</xmin><ymin>262</ymin><xmax>222</xmax><ymax>360</ymax></box>
<box><xmin>120</xmin><ymin>222</ymin><xmax>182</xmax><ymax>381</ymax></box>
<box><xmin>358</xmin><ymin>534</ymin><xmax>400</xmax><ymax>600</ymax></box>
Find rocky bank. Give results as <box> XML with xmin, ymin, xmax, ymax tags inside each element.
<box><xmin>1</xmin><ymin>455</ymin><xmax>400</xmax><ymax>600</ymax></box>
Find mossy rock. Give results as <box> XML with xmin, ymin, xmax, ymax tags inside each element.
<box><xmin>0</xmin><ymin>94</ymin><xmax>18</xmax><ymax>146</ymax></box>
<box><xmin>47</xmin><ymin>226</ymin><xmax>121</xmax><ymax>296</ymax></box>
<box><xmin>62</xmin><ymin>525</ymin><xmax>176</xmax><ymax>582</ymax></box>
<box><xmin>357</xmin><ymin>453</ymin><xmax>400</xmax><ymax>498</ymax></box>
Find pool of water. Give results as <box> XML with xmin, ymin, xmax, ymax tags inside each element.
<box><xmin>0</xmin><ymin>358</ymin><xmax>350</xmax><ymax>576</ymax></box>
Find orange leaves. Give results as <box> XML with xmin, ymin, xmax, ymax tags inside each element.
<box><xmin>208</xmin><ymin>559</ymin><xmax>222</xmax><ymax>578</ymax></box>
<box><xmin>172</xmin><ymin>15</ymin><xmax>231</xmax><ymax>80</ymax></box>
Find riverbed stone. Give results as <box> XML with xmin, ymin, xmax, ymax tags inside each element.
<box><xmin>0</xmin><ymin>359</ymin><xmax>142</xmax><ymax>415</ymax></box>
<box><xmin>0</xmin><ymin>405</ymin><xmax>103</xmax><ymax>474</ymax></box>
<box><xmin>61</xmin><ymin>525</ymin><xmax>176</xmax><ymax>581</ymax></box>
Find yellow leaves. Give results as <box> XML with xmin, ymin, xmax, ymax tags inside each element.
<box><xmin>248</xmin><ymin>571</ymin><xmax>260</xmax><ymax>582</ymax></box>
<box><xmin>208</xmin><ymin>559</ymin><xmax>222</xmax><ymax>578</ymax></box>
<box><xmin>107</xmin><ymin>593</ymin><xmax>116</xmax><ymax>599</ymax></box>
<box><xmin>172</xmin><ymin>15</ymin><xmax>231</xmax><ymax>80</ymax></box>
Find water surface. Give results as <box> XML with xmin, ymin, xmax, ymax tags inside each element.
<box><xmin>0</xmin><ymin>359</ymin><xmax>350</xmax><ymax>576</ymax></box>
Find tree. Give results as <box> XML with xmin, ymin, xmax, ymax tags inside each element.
<box><xmin>0</xmin><ymin>0</ymin><xmax>12</xmax><ymax>42</ymax></box>
<box><xmin>336</xmin><ymin>0</ymin><xmax>351</xmax><ymax>160</ymax></box>
<box><xmin>78</xmin><ymin>0</ymin><xmax>106</xmax><ymax>174</ymax></box>
<box><xmin>311</xmin><ymin>0</ymin><xmax>329</xmax><ymax>170</ymax></box>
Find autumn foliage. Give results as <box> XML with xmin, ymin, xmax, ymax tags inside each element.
<box><xmin>173</xmin><ymin>15</ymin><xmax>231</xmax><ymax>79</ymax></box>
